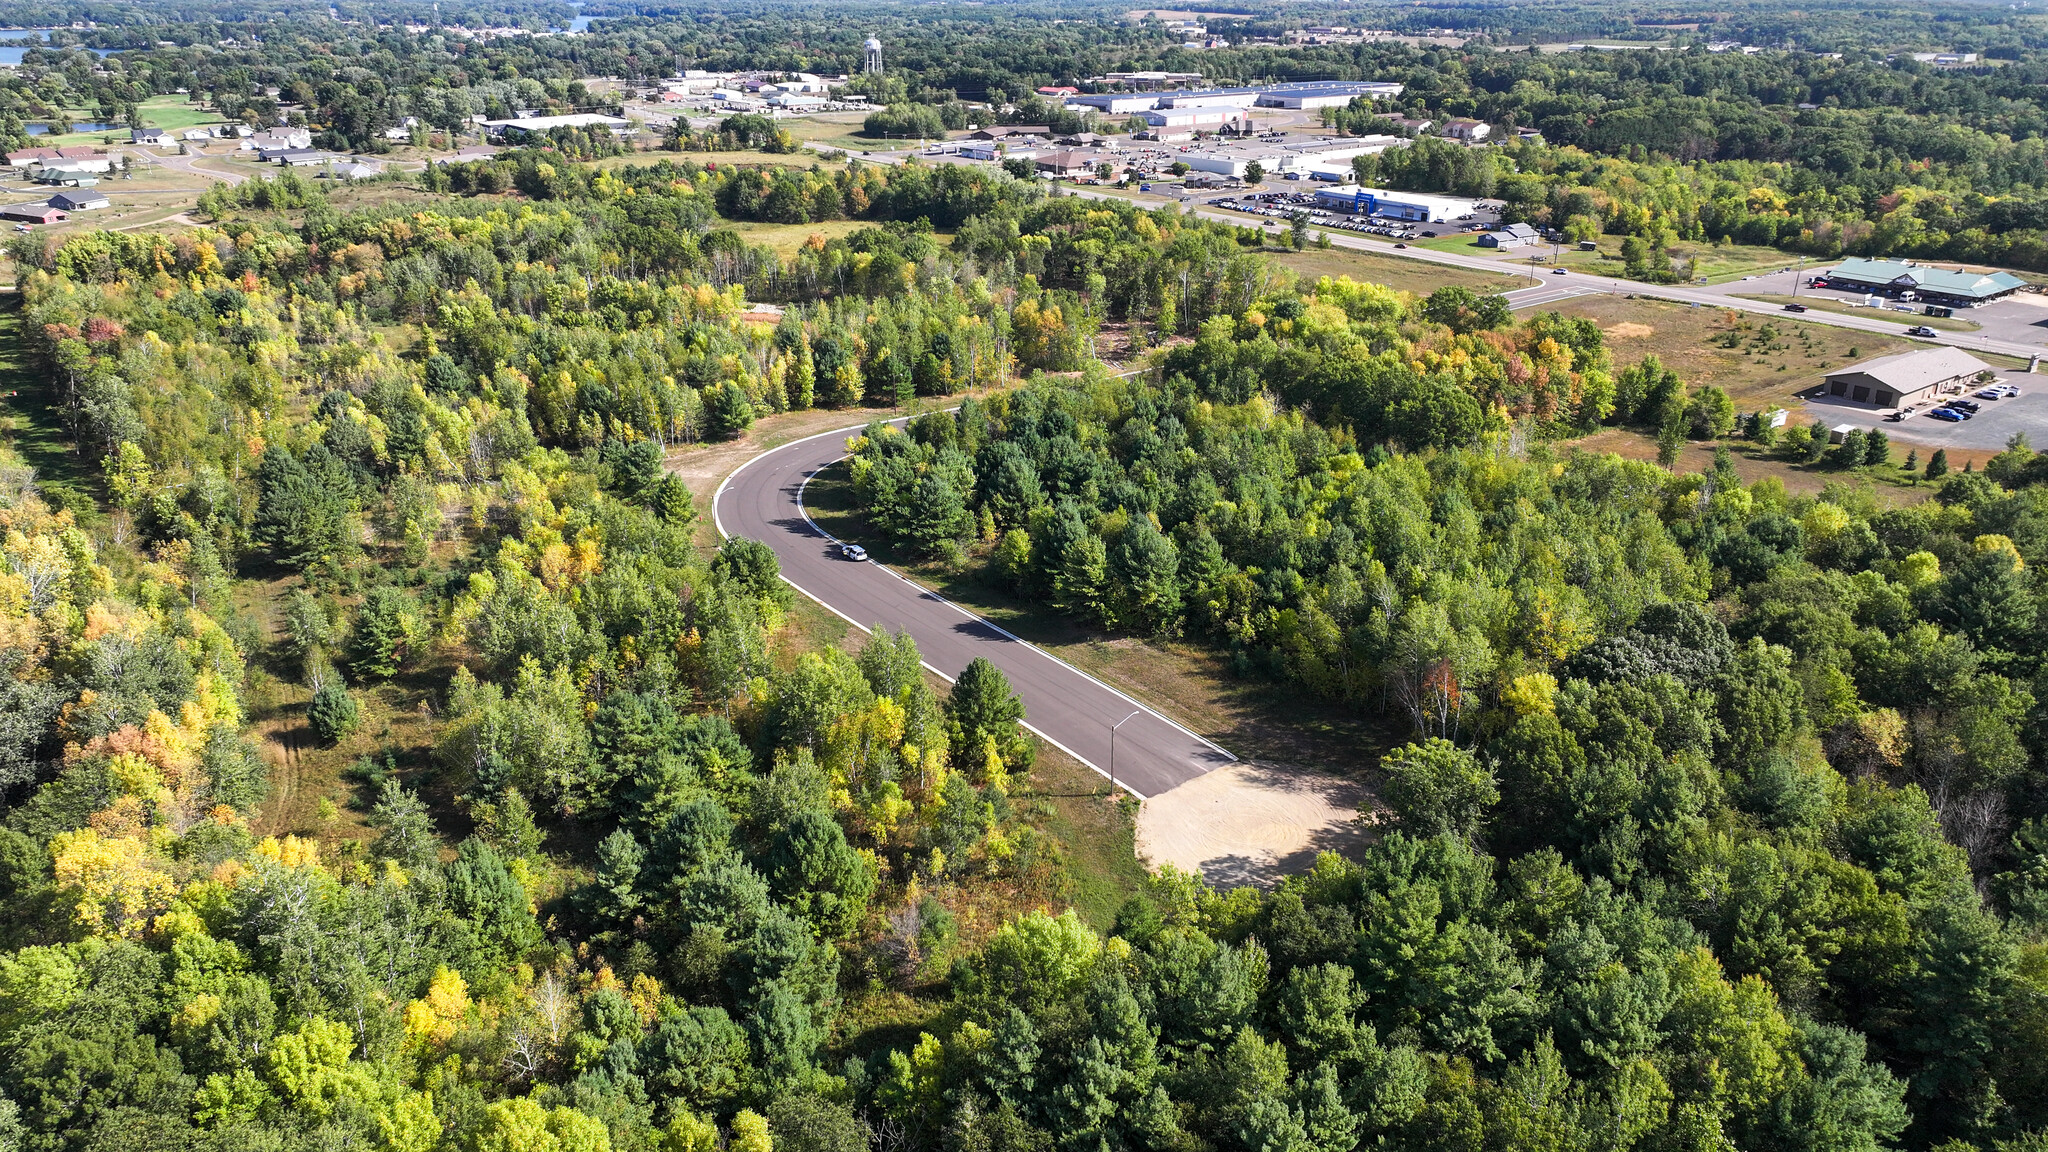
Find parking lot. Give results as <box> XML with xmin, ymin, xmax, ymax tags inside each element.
<box><xmin>1805</xmin><ymin>378</ymin><xmax>2048</xmax><ymax>452</ymax></box>
<box><xmin>1205</xmin><ymin>189</ymin><xmax>1503</xmax><ymax>238</ymax></box>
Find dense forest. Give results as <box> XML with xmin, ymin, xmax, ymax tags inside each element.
<box><xmin>0</xmin><ymin>121</ymin><xmax>2046</xmax><ymax>1150</ymax></box>
<box><xmin>2</xmin><ymin>0</ymin><xmax>2048</xmax><ymax>1143</ymax></box>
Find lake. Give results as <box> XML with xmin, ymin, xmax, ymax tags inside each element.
<box><xmin>0</xmin><ymin>31</ymin><xmax>116</xmax><ymax>63</ymax></box>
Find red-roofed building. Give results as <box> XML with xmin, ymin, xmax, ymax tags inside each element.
<box><xmin>5</xmin><ymin>147</ymin><xmax>58</xmax><ymax>166</ymax></box>
<box><xmin>0</xmin><ymin>202</ymin><xmax>68</xmax><ymax>224</ymax></box>
<box><xmin>1037</xmin><ymin>85</ymin><xmax>1081</xmax><ymax>97</ymax></box>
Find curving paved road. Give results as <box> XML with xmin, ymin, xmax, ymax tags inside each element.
<box><xmin>713</xmin><ymin>422</ymin><xmax>1235</xmax><ymax>798</ymax></box>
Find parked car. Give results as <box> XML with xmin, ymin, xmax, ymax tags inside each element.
<box><xmin>1906</xmin><ymin>325</ymin><xmax>1938</xmax><ymax>337</ymax></box>
<box><xmin>1928</xmin><ymin>408</ymin><xmax>1968</xmax><ymax>422</ymax></box>
<box><xmin>836</xmin><ymin>542</ymin><xmax>869</xmax><ymax>562</ymax></box>
<box><xmin>1782</xmin><ymin>302</ymin><xmax>1808</xmax><ymax>312</ymax></box>
<box><xmin>1949</xmin><ymin>399</ymin><xmax>1981</xmax><ymax>412</ymax></box>
<box><xmin>1976</xmin><ymin>387</ymin><xmax>2006</xmax><ymax>400</ymax></box>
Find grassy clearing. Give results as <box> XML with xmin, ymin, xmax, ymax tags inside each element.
<box><xmin>0</xmin><ymin>295</ymin><xmax>94</xmax><ymax>512</ymax></box>
<box><xmin>1272</xmin><ymin>244</ymin><xmax>1522</xmax><ymax>295</ymax></box>
<box><xmin>1739</xmin><ymin>292</ymin><xmax>1981</xmax><ymax>332</ymax></box>
<box><xmin>1567</xmin><ymin>426</ymin><xmax>1962</xmax><ymax>500</ymax></box>
<box><xmin>1542</xmin><ymin>293</ymin><xmax>1914</xmax><ymax>415</ymax></box>
<box><xmin>1421</xmin><ymin>232</ymin><xmax>1810</xmax><ymax>285</ymax></box>
<box><xmin>725</xmin><ymin>217</ymin><xmax>877</xmax><ymax>257</ymax></box>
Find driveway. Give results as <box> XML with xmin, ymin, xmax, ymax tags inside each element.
<box><xmin>713</xmin><ymin>421</ymin><xmax>1236</xmax><ymax>799</ymax></box>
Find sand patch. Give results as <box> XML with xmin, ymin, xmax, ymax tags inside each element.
<box><xmin>1136</xmin><ymin>761</ymin><xmax>1373</xmax><ymax>889</ymax></box>
<box><xmin>1604</xmin><ymin>321</ymin><xmax>1656</xmax><ymax>339</ymax></box>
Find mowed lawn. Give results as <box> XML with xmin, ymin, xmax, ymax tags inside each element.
<box><xmin>33</xmin><ymin>95</ymin><xmax>225</xmax><ymax>148</ymax></box>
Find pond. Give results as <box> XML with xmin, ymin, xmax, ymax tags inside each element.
<box><xmin>26</xmin><ymin>121</ymin><xmax>121</xmax><ymax>136</ymax></box>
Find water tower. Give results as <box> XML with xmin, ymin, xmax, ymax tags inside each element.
<box><xmin>863</xmin><ymin>36</ymin><xmax>883</xmax><ymax>75</ymax></box>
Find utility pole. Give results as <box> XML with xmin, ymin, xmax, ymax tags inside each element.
<box><xmin>1110</xmin><ymin>710</ymin><xmax>1140</xmax><ymax>795</ymax></box>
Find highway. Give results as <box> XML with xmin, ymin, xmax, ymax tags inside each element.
<box><xmin>713</xmin><ymin>422</ymin><xmax>1236</xmax><ymax>799</ymax></box>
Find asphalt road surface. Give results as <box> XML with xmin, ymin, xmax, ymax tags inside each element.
<box><xmin>713</xmin><ymin>422</ymin><xmax>1236</xmax><ymax>799</ymax></box>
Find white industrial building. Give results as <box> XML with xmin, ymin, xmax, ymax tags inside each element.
<box><xmin>1157</xmin><ymin>89</ymin><xmax>1261</xmax><ymax>110</ymax></box>
<box><xmin>1070</xmin><ymin>78</ymin><xmax>1403</xmax><ymax>116</ymax></box>
<box><xmin>1068</xmin><ymin>92</ymin><xmax>1162</xmax><ymax>115</ymax></box>
<box><xmin>481</xmin><ymin>113</ymin><xmax>633</xmax><ymax>137</ymax></box>
<box><xmin>1140</xmin><ymin>106</ymin><xmax>1246</xmax><ymax>136</ymax></box>
<box><xmin>1311</xmin><ymin>185</ymin><xmax>1476</xmax><ymax>222</ymax></box>
<box><xmin>1255</xmin><ymin>80</ymin><xmax>1405</xmax><ymax>108</ymax></box>
<box><xmin>1181</xmin><ymin>135</ymin><xmax>1405</xmax><ymax>178</ymax></box>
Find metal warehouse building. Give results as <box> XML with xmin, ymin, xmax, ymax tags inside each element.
<box><xmin>1821</xmin><ymin>346</ymin><xmax>1991</xmax><ymax>408</ymax></box>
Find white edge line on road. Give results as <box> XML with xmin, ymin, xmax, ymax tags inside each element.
<box><xmin>707</xmin><ymin>415</ymin><xmax>1240</xmax><ymax>794</ymax></box>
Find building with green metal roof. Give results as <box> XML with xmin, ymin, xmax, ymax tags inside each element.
<box><xmin>1817</xmin><ymin>257</ymin><xmax>2027</xmax><ymax>305</ymax></box>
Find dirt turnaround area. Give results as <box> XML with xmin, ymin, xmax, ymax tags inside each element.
<box><xmin>1136</xmin><ymin>762</ymin><xmax>1372</xmax><ymax>889</ymax></box>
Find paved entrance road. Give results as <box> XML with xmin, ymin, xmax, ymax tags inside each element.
<box><xmin>713</xmin><ymin>422</ymin><xmax>1236</xmax><ymax>799</ymax></box>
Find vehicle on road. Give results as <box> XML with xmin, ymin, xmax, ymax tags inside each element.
<box><xmin>1906</xmin><ymin>325</ymin><xmax>1938</xmax><ymax>337</ymax></box>
<box><xmin>1783</xmin><ymin>302</ymin><xmax>1808</xmax><ymax>312</ymax></box>
<box><xmin>1393</xmin><ymin>242</ymin><xmax>1406</xmax><ymax>248</ymax></box>
<box><xmin>1929</xmin><ymin>408</ymin><xmax>1970</xmax><ymax>422</ymax></box>
<box><xmin>835</xmin><ymin>542</ymin><xmax>869</xmax><ymax>562</ymax></box>
<box><xmin>1551</xmin><ymin>267</ymin><xmax>1568</xmax><ymax>275</ymax></box>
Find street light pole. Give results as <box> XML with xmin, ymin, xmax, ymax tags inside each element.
<box><xmin>1110</xmin><ymin>709</ymin><xmax>1141</xmax><ymax>796</ymax></box>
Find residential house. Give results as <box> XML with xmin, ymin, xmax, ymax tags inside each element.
<box><xmin>130</xmin><ymin>127</ymin><xmax>175</xmax><ymax>146</ymax></box>
<box><xmin>1441</xmin><ymin>117</ymin><xmax>1491</xmax><ymax>142</ymax></box>
<box><xmin>248</xmin><ymin>127</ymin><xmax>314</xmax><ymax>151</ymax></box>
